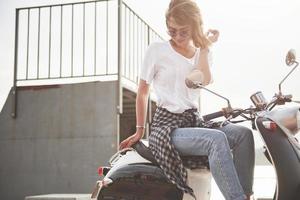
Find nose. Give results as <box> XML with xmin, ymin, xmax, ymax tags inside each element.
<box><xmin>174</xmin><ymin>34</ymin><xmax>184</xmax><ymax>43</ymax></box>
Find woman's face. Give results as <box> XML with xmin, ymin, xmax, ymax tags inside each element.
<box><xmin>167</xmin><ymin>17</ymin><xmax>192</xmax><ymax>48</ymax></box>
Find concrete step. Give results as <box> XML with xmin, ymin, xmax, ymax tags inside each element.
<box><xmin>25</xmin><ymin>194</ymin><xmax>90</xmax><ymax>200</ymax></box>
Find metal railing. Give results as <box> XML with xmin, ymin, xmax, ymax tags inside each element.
<box><xmin>14</xmin><ymin>0</ymin><xmax>118</xmax><ymax>83</ymax></box>
<box><xmin>12</xmin><ymin>0</ymin><xmax>164</xmax><ymax>118</ymax></box>
<box><xmin>121</xmin><ymin>2</ymin><xmax>163</xmax><ymax>84</ymax></box>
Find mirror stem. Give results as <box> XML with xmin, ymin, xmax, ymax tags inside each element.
<box><xmin>197</xmin><ymin>84</ymin><xmax>232</xmax><ymax>109</ymax></box>
<box><xmin>279</xmin><ymin>61</ymin><xmax>299</xmax><ymax>94</ymax></box>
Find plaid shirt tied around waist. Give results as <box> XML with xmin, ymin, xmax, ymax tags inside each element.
<box><xmin>149</xmin><ymin>107</ymin><xmax>210</xmax><ymax>199</ymax></box>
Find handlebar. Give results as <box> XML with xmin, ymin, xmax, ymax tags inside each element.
<box><xmin>202</xmin><ymin>93</ymin><xmax>295</xmax><ymax>122</ymax></box>
<box><xmin>202</xmin><ymin>110</ymin><xmax>224</xmax><ymax>121</ymax></box>
<box><xmin>202</xmin><ymin>107</ymin><xmax>256</xmax><ymax>122</ymax></box>
<box><xmin>266</xmin><ymin>94</ymin><xmax>293</xmax><ymax>110</ymax></box>
<box><xmin>283</xmin><ymin>94</ymin><xmax>293</xmax><ymax>102</ymax></box>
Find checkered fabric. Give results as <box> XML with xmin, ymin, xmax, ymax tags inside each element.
<box><xmin>149</xmin><ymin>107</ymin><xmax>210</xmax><ymax>199</ymax></box>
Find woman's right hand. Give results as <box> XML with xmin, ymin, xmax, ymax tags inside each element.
<box><xmin>207</xmin><ymin>29</ymin><xmax>220</xmax><ymax>43</ymax></box>
<box><xmin>119</xmin><ymin>131</ymin><xmax>143</xmax><ymax>150</ymax></box>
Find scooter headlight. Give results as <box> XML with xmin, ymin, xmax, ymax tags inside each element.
<box><xmin>250</xmin><ymin>91</ymin><xmax>268</xmax><ymax>110</ymax></box>
<box><xmin>279</xmin><ymin>108</ymin><xmax>300</xmax><ymax>135</ymax></box>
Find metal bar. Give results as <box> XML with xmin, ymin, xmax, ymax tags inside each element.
<box><xmin>115</xmin><ymin>76</ymin><xmax>136</xmax><ymax>84</ymax></box>
<box><xmin>133</xmin><ymin>13</ymin><xmax>135</xmax><ymax>82</ymax></box>
<box><xmin>48</xmin><ymin>6</ymin><xmax>52</xmax><ymax>78</ymax></box>
<box><xmin>106</xmin><ymin>0</ymin><xmax>109</xmax><ymax>75</ymax></box>
<box><xmin>136</xmin><ymin>17</ymin><xmax>138</xmax><ymax>83</ymax></box>
<box><xmin>140</xmin><ymin>21</ymin><xmax>143</xmax><ymax>76</ymax></box>
<box><xmin>147</xmin><ymin>26</ymin><xmax>150</xmax><ymax>44</ymax></box>
<box><xmin>17</xmin><ymin>73</ymin><xmax>118</xmax><ymax>81</ymax></box>
<box><xmin>37</xmin><ymin>8</ymin><xmax>40</xmax><ymax>79</ymax></box>
<box><xmin>124</xmin><ymin>6</ymin><xmax>127</xmax><ymax>78</ymax></box>
<box><xmin>146</xmin><ymin>25</ymin><xmax>151</xmax><ymax>138</ymax></box>
<box><xmin>26</xmin><ymin>9</ymin><xmax>30</xmax><ymax>80</ymax></box>
<box><xmin>122</xmin><ymin>2</ymin><xmax>148</xmax><ymax>34</ymax></box>
<box><xmin>117</xmin><ymin>0</ymin><xmax>123</xmax><ymax>152</ymax></box>
<box><xmin>122</xmin><ymin>2</ymin><xmax>164</xmax><ymax>41</ymax></box>
<box><xmin>17</xmin><ymin>0</ymin><xmax>112</xmax><ymax>11</ymax></box>
<box><xmin>140</xmin><ymin>23</ymin><xmax>143</xmax><ymax>78</ymax></box>
<box><xmin>60</xmin><ymin>5</ymin><xmax>63</xmax><ymax>78</ymax></box>
<box><xmin>143</xmin><ymin>23</ymin><xmax>146</xmax><ymax>69</ymax></box>
<box><xmin>12</xmin><ymin>9</ymin><xmax>20</xmax><ymax>118</ymax></box>
<box><xmin>139</xmin><ymin>19</ymin><xmax>142</xmax><ymax>76</ymax></box>
<box><xmin>117</xmin><ymin>0</ymin><xmax>123</xmax><ymax>113</ymax></box>
<box><xmin>71</xmin><ymin>4</ymin><xmax>74</xmax><ymax>77</ymax></box>
<box><xmin>137</xmin><ymin>19</ymin><xmax>140</xmax><ymax>81</ymax></box>
<box><xmin>279</xmin><ymin>62</ymin><xmax>299</xmax><ymax>94</ymax></box>
<box><xmin>129</xmin><ymin>10</ymin><xmax>131</xmax><ymax>80</ymax></box>
<box><xmin>94</xmin><ymin>2</ymin><xmax>97</xmax><ymax>75</ymax></box>
<box><xmin>83</xmin><ymin>3</ymin><xmax>85</xmax><ymax>76</ymax></box>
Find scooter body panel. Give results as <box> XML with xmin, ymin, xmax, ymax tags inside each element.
<box><xmin>98</xmin><ymin>163</ymin><xmax>183</xmax><ymax>200</ymax></box>
<box><xmin>256</xmin><ymin>117</ymin><xmax>300</xmax><ymax>200</ymax></box>
<box><xmin>97</xmin><ymin>147</ymin><xmax>211</xmax><ymax>200</ymax></box>
<box><xmin>97</xmin><ymin>149</ymin><xmax>183</xmax><ymax>200</ymax></box>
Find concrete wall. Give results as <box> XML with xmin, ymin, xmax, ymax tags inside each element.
<box><xmin>0</xmin><ymin>81</ymin><xmax>118</xmax><ymax>200</ymax></box>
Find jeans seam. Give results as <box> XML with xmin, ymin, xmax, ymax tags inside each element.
<box><xmin>215</xmin><ymin>146</ymin><xmax>235</xmax><ymax>200</ymax></box>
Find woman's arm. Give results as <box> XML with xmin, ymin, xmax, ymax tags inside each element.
<box><xmin>135</xmin><ymin>79</ymin><xmax>150</xmax><ymax>133</ymax></box>
<box><xmin>195</xmin><ymin>29</ymin><xmax>219</xmax><ymax>86</ymax></box>
<box><xmin>197</xmin><ymin>48</ymin><xmax>211</xmax><ymax>86</ymax></box>
<box><xmin>119</xmin><ymin>79</ymin><xmax>150</xmax><ymax>150</ymax></box>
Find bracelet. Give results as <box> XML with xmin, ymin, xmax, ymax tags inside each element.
<box><xmin>200</xmin><ymin>47</ymin><xmax>209</xmax><ymax>55</ymax></box>
<box><xmin>136</xmin><ymin>125</ymin><xmax>145</xmax><ymax>129</ymax></box>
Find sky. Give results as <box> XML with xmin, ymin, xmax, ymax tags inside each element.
<box><xmin>1</xmin><ymin>0</ymin><xmax>300</xmax><ymax>114</ymax></box>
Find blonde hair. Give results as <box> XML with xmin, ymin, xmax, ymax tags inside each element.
<box><xmin>166</xmin><ymin>0</ymin><xmax>211</xmax><ymax>49</ymax></box>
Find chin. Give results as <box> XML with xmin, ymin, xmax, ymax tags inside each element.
<box><xmin>175</xmin><ymin>40</ymin><xmax>189</xmax><ymax>48</ymax></box>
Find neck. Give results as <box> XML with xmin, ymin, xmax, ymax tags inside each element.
<box><xmin>170</xmin><ymin>40</ymin><xmax>194</xmax><ymax>52</ymax></box>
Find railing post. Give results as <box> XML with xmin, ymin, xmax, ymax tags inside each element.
<box><xmin>12</xmin><ymin>9</ymin><xmax>19</xmax><ymax>118</ymax></box>
<box><xmin>146</xmin><ymin>26</ymin><xmax>151</xmax><ymax>138</ymax></box>
<box><xmin>117</xmin><ymin>0</ymin><xmax>123</xmax><ymax>115</ymax></box>
<box><xmin>117</xmin><ymin>0</ymin><xmax>123</xmax><ymax>147</ymax></box>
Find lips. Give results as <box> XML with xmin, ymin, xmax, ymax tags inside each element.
<box><xmin>174</xmin><ymin>39</ymin><xmax>186</xmax><ymax>46</ymax></box>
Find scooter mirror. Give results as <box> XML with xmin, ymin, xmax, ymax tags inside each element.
<box><xmin>279</xmin><ymin>49</ymin><xmax>298</xmax><ymax>94</ymax></box>
<box><xmin>286</xmin><ymin>49</ymin><xmax>296</xmax><ymax>66</ymax></box>
<box><xmin>185</xmin><ymin>69</ymin><xmax>203</xmax><ymax>89</ymax></box>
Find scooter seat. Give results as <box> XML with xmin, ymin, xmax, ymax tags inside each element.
<box><xmin>133</xmin><ymin>141</ymin><xmax>209</xmax><ymax>168</ymax></box>
<box><xmin>132</xmin><ymin>141</ymin><xmax>158</xmax><ymax>165</ymax></box>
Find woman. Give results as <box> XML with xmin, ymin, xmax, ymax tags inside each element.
<box><xmin>119</xmin><ymin>1</ymin><xmax>254</xmax><ymax>200</ymax></box>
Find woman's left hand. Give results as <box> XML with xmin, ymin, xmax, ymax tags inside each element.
<box><xmin>119</xmin><ymin>132</ymin><xmax>143</xmax><ymax>150</ymax></box>
<box><xmin>207</xmin><ymin>29</ymin><xmax>220</xmax><ymax>43</ymax></box>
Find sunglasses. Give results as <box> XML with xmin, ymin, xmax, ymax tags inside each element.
<box><xmin>167</xmin><ymin>28</ymin><xmax>191</xmax><ymax>38</ymax></box>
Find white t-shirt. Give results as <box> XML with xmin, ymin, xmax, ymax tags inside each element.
<box><xmin>140</xmin><ymin>41</ymin><xmax>213</xmax><ymax>113</ymax></box>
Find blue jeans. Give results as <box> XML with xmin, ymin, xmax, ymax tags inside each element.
<box><xmin>171</xmin><ymin>123</ymin><xmax>254</xmax><ymax>200</ymax></box>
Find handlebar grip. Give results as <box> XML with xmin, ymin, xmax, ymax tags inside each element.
<box><xmin>284</xmin><ymin>94</ymin><xmax>293</xmax><ymax>102</ymax></box>
<box><xmin>202</xmin><ymin>110</ymin><xmax>224</xmax><ymax>121</ymax></box>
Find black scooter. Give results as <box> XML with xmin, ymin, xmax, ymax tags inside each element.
<box><xmin>91</xmin><ymin>49</ymin><xmax>300</xmax><ymax>200</ymax></box>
